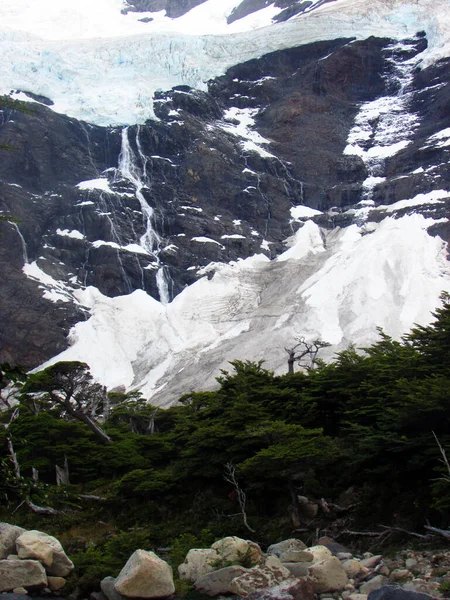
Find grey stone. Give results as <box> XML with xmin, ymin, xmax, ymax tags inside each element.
<box><xmin>359</xmin><ymin>576</ymin><xmax>388</xmax><ymax>596</ymax></box>
<box><xmin>267</xmin><ymin>539</ymin><xmax>307</xmax><ymax>560</ymax></box>
<box><xmin>194</xmin><ymin>565</ymin><xmax>247</xmax><ymax>595</ymax></box>
<box><xmin>0</xmin><ymin>524</ymin><xmax>26</xmax><ymax>560</ymax></box>
<box><xmin>282</xmin><ymin>562</ymin><xmax>311</xmax><ymax>578</ymax></box>
<box><xmin>361</xmin><ymin>556</ymin><xmax>383</xmax><ymax>569</ymax></box>
<box><xmin>178</xmin><ymin>548</ymin><xmax>217</xmax><ymax>582</ymax></box>
<box><xmin>101</xmin><ymin>576</ymin><xmax>126</xmax><ymax>600</ymax></box>
<box><xmin>368</xmin><ymin>585</ymin><xmax>437</xmax><ymax>600</ymax></box>
<box><xmin>244</xmin><ymin>577</ymin><xmax>316</xmax><ymax>600</ymax></box>
<box><xmin>308</xmin><ymin>556</ymin><xmax>348</xmax><ymax>593</ymax></box>
<box><xmin>229</xmin><ymin>556</ymin><xmax>292</xmax><ymax>596</ymax></box>
<box><xmin>0</xmin><ymin>559</ymin><xmax>48</xmax><ymax>592</ymax></box>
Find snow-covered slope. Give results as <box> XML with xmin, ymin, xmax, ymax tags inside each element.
<box><xmin>1</xmin><ymin>0</ymin><xmax>450</xmax><ymax>124</ymax></box>
<box><xmin>38</xmin><ymin>212</ymin><xmax>450</xmax><ymax>405</ymax></box>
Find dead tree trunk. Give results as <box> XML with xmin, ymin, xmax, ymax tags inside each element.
<box><xmin>224</xmin><ymin>462</ymin><xmax>255</xmax><ymax>533</ymax></box>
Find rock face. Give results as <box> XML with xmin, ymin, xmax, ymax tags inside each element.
<box><xmin>0</xmin><ymin>559</ymin><xmax>47</xmax><ymax>592</ymax></box>
<box><xmin>16</xmin><ymin>530</ymin><xmax>74</xmax><ymax>577</ymax></box>
<box><xmin>114</xmin><ymin>550</ymin><xmax>175</xmax><ymax>598</ymax></box>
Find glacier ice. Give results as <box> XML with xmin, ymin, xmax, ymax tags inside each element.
<box><xmin>40</xmin><ymin>213</ymin><xmax>450</xmax><ymax>405</ymax></box>
<box><xmin>1</xmin><ymin>0</ymin><xmax>450</xmax><ymax>125</ymax></box>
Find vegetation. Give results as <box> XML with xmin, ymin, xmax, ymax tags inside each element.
<box><xmin>3</xmin><ymin>295</ymin><xmax>450</xmax><ymax>592</ymax></box>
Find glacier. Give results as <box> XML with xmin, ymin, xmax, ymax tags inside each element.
<box><xmin>1</xmin><ymin>0</ymin><xmax>450</xmax><ymax>125</ymax></box>
<box><xmin>38</xmin><ymin>212</ymin><xmax>450</xmax><ymax>405</ymax></box>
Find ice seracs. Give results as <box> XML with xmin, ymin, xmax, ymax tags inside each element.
<box><xmin>2</xmin><ymin>0</ymin><xmax>450</xmax><ymax>125</ymax></box>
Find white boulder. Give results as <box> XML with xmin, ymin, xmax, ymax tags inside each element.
<box><xmin>114</xmin><ymin>550</ymin><xmax>175</xmax><ymax>598</ymax></box>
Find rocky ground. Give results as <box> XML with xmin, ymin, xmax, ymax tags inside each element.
<box><xmin>2</xmin><ymin>523</ymin><xmax>450</xmax><ymax>600</ymax></box>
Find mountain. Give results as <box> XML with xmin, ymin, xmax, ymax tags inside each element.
<box><xmin>1</xmin><ymin>0</ymin><xmax>450</xmax><ymax>405</ymax></box>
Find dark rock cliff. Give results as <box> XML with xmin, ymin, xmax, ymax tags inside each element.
<box><xmin>1</xmin><ymin>31</ymin><xmax>449</xmax><ymax>368</ymax></box>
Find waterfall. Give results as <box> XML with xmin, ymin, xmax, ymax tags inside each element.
<box><xmin>117</xmin><ymin>126</ymin><xmax>170</xmax><ymax>304</ymax></box>
<box><xmin>10</xmin><ymin>222</ymin><xmax>28</xmax><ymax>265</ymax></box>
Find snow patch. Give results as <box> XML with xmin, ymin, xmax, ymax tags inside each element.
<box><xmin>56</xmin><ymin>228</ymin><xmax>85</xmax><ymax>240</ymax></box>
<box><xmin>77</xmin><ymin>178</ymin><xmax>112</xmax><ymax>192</ymax></box>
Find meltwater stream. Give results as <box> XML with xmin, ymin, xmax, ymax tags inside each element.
<box><xmin>116</xmin><ymin>126</ymin><xmax>170</xmax><ymax>305</ymax></box>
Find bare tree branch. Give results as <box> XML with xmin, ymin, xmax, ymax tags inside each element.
<box><xmin>224</xmin><ymin>462</ymin><xmax>255</xmax><ymax>533</ymax></box>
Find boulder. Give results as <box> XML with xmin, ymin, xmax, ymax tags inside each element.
<box><xmin>282</xmin><ymin>563</ymin><xmax>311</xmax><ymax>578</ymax></box>
<box><xmin>0</xmin><ymin>559</ymin><xmax>48</xmax><ymax>592</ymax></box>
<box><xmin>15</xmin><ymin>530</ymin><xmax>74</xmax><ymax>577</ymax></box>
<box><xmin>114</xmin><ymin>550</ymin><xmax>175</xmax><ymax>598</ymax></box>
<box><xmin>47</xmin><ymin>576</ymin><xmax>67</xmax><ymax>592</ymax></box>
<box><xmin>194</xmin><ymin>565</ymin><xmax>247</xmax><ymax>595</ymax></box>
<box><xmin>368</xmin><ymin>586</ymin><xmax>437</xmax><ymax>600</ymax></box>
<box><xmin>0</xmin><ymin>524</ymin><xmax>26</xmax><ymax>560</ymax></box>
<box><xmin>229</xmin><ymin>556</ymin><xmax>292</xmax><ymax>596</ymax></box>
<box><xmin>402</xmin><ymin>580</ymin><xmax>440</xmax><ymax>596</ymax></box>
<box><xmin>282</xmin><ymin>551</ymin><xmax>314</xmax><ymax>563</ymax></box>
<box><xmin>245</xmin><ymin>577</ymin><xmax>316</xmax><ymax>600</ymax></box>
<box><xmin>359</xmin><ymin>575</ymin><xmax>388</xmax><ymax>595</ymax></box>
<box><xmin>211</xmin><ymin>537</ymin><xmax>263</xmax><ymax>566</ymax></box>
<box><xmin>389</xmin><ymin>570</ymin><xmax>411</xmax><ymax>583</ymax></box>
<box><xmin>178</xmin><ymin>548</ymin><xmax>217</xmax><ymax>582</ymax></box>
<box><xmin>267</xmin><ymin>540</ymin><xmax>307</xmax><ymax>561</ymax></box>
<box><xmin>308</xmin><ymin>556</ymin><xmax>348</xmax><ymax>593</ymax></box>
<box><xmin>361</xmin><ymin>556</ymin><xmax>383</xmax><ymax>569</ymax></box>
<box><xmin>342</xmin><ymin>559</ymin><xmax>369</xmax><ymax>579</ymax></box>
<box><xmin>101</xmin><ymin>576</ymin><xmax>126</xmax><ymax>600</ymax></box>
<box><xmin>318</xmin><ymin>537</ymin><xmax>351</xmax><ymax>556</ymax></box>
<box><xmin>307</xmin><ymin>545</ymin><xmax>333</xmax><ymax>564</ymax></box>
